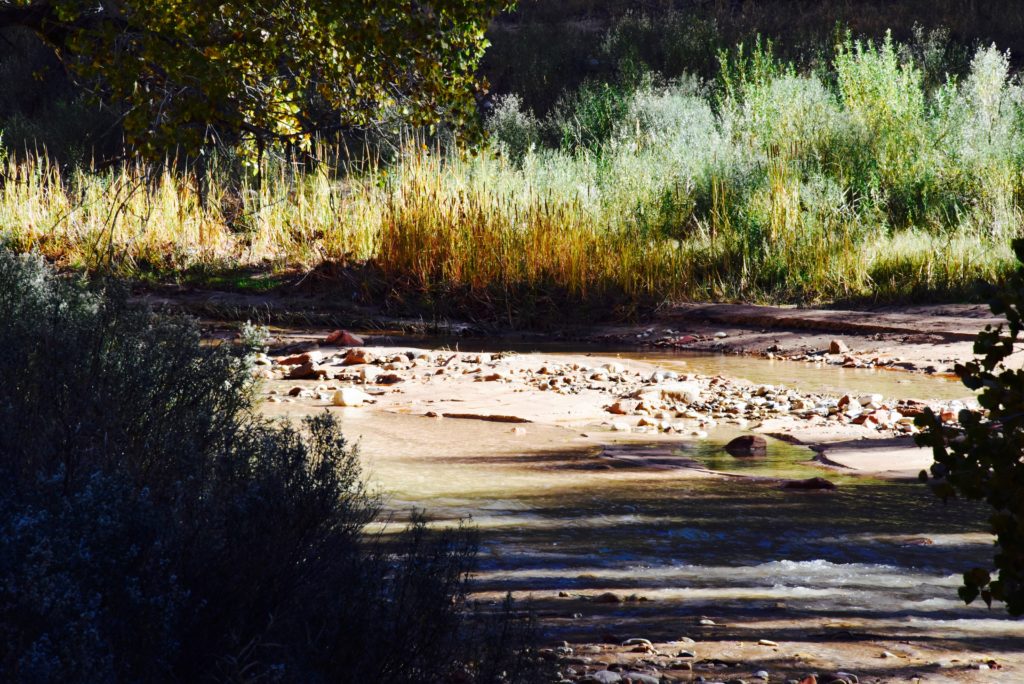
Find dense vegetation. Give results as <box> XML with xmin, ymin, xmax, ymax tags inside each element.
<box><xmin>2</xmin><ymin>2</ymin><xmax>1024</xmax><ymax>322</ymax></box>
<box><xmin>0</xmin><ymin>251</ymin><xmax>540</xmax><ymax>681</ymax></box>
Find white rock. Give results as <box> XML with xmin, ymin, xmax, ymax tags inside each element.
<box><xmin>360</xmin><ymin>365</ymin><xmax>383</xmax><ymax>384</ymax></box>
<box><xmin>661</xmin><ymin>381</ymin><xmax>701</xmax><ymax>404</ymax></box>
<box><xmin>332</xmin><ymin>387</ymin><xmax>372</xmax><ymax>407</ymax></box>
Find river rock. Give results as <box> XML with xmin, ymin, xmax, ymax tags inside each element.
<box><xmin>725</xmin><ymin>435</ymin><xmax>768</xmax><ymax>457</ymax></box>
<box><xmin>660</xmin><ymin>381</ymin><xmax>701</xmax><ymax>404</ymax></box>
<box><xmin>607</xmin><ymin>400</ymin><xmax>639</xmax><ymax>415</ymax></box>
<box><xmin>783</xmin><ymin>477</ymin><xmax>837</xmax><ymax>491</ymax></box>
<box><xmin>287</xmin><ymin>361</ymin><xmax>328</xmax><ymax>380</ymax></box>
<box><xmin>341</xmin><ymin>348</ymin><xmax>374</xmax><ymax>366</ymax></box>
<box><xmin>623</xmin><ymin>673</ymin><xmax>659</xmax><ymax>684</ymax></box>
<box><xmin>587</xmin><ymin>672</ymin><xmax>622</xmax><ymax>684</ymax></box>
<box><xmin>592</xmin><ymin>592</ymin><xmax>623</xmax><ymax>604</ymax></box>
<box><xmin>360</xmin><ymin>365</ymin><xmax>382</xmax><ymax>383</ymax></box>
<box><xmin>621</xmin><ymin>638</ymin><xmax>653</xmax><ymax>647</ymax></box>
<box><xmin>332</xmin><ymin>387</ymin><xmax>372</xmax><ymax>407</ymax></box>
<box><xmin>324</xmin><ymin>329</ymin><xmax>364</xmax><ymax>346</ymax></box>
<box><xmin>278</xmin><ymin>351</ymin><xmax>322</xmax><ymax>366</ymax></box>
<box><xmin>829</xmin><ymin>339</ymin><xmax>849</xmax><ymax>354</ymax></box>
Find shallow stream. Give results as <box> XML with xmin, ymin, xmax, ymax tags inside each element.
<box><xmin>279</xmin><ymin>343</ymin><xmax>1021</xmax><ymax>654</ymax></box>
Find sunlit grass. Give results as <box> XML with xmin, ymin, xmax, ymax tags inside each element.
<box><xmin>0</xmin><ymin>34</ymin><xmax>1021</xmax><ymax>312</ymax></box>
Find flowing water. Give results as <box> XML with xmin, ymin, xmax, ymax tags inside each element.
<box><xmin>275</xmin><ymin>344</ymin><xmax>1022</xmax><ymax>657</ymax></box>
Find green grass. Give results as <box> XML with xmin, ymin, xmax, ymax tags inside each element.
<box><xmin>1</xmin><ymin>33</ymin><xmax>1022</xmax><ymax>321</ymax></box>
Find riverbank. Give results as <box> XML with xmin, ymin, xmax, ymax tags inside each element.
<box><xmin>247</xmin><ymin>319</ymin><xmax>976</xmax><ymax>480</ymax></box>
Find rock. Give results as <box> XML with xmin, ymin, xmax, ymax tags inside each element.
<box><xmin>753</xmin><ymin>671</ymin><xmax>770</xmax><ymax>680</ymax></box>
<box><xmin>341</xmin><ymin>348</ymin><xmax>374</xmax><ymax>366</ymax></box>
<box><xmin>611</xmin><ymin>421</ymin><xmax>631</xmax><ymax>432</ymax></box>
<box><xmin>287</xmin><ymin>361</ymin><xmax>328</xmax><ymax>380</ymax></box>
<box><xmin>359</xmin><ymin>365</ymin><xmax>382</xmax><ymax>383</ymax></box>
<box><xmin>588</xmin><ymin>672</ymin><xmax>622</xmax><ymax>684</ymax></box>
<box><xmin>698</xmin><ymin>618</ymin><xmax>716</xmax><ymax>626</ymax></box>
<box><xmin>278</xmin><ymin>351</ymin><xmax>322</xmax><ymax>366</ymax></box>
<box><xmin>324</xmin><ymin>329</ymin><xmax>364</xmax><ymax>346</ymax></box>
<box><xmin>592</xmin><ymin>592</ymin><xmax>622</xmax><ymax>604</ymax></box>
<box><xmin>623</xmin><ymin>673</ymin><xmax>659</xmax><ymax>684</ymax></box>
<box><xmin>376</xmin><ymin>373</ymin><xmax>404</xmax><ymax>385</ymax></box>
<box><xmin>757</xmin><ymin>639</ymin><xmax>778</xmax><ymax>647</ymax></box>
<box><xmin>607</xmin><ymin>400</ymin><xmax>639</xmax><ymax>415</ymax></box>
<box><xmin>660</xmin><ymin>381</ymin><xmax>701</xmax><ymax>404</ymax></box>
<box><xmin>676</xmin><ymin>650</ymin><xmax>696</xmax><ymax>658</ymax></box>
<box><xmin>829</xmin><ymin>339</ymin><xmax>849</xmax><ymax>354</ymax></box>
<box><xmin>783</xmin><ymin>477</ymin><xmax>837</xmax><ymax>491</ymax></box>
<box><xmin>621</xmin><ymin>638</ymin><xmax>653</xmax><ymax>647</ymax></box>
<box><xmin>819</xmin><ymin>673</ymin><xmax>857</xmax><ymax>684</ymax></box>
<box><xmin>332</xmin><ymin>387</ymin><xmax>372</xmax><ymax>407</ymax></box>
<box><xmin>725</xmin><ymin>435</ymin><xmax>768</xmax><ymax>457</ymax></box>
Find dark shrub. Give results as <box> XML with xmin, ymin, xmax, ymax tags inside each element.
<box><xmin>0</xmin><ymin>252</ymin><xmax>540</xmax><ymax>682</ymax></box>
<box><xmin>917</xmin><ymin>238</ymin><xmax>1024</xmax><ymax>616</ymax></box>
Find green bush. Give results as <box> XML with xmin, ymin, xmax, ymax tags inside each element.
<box><xmin>0</xmin><ymin>251</ymin><xmax>540</xmax><ymax>682</ymax></box>
<box><xmin>917</xmin><ymin>238</ymin><xmax>1024</xmax><ymax>615</ymax></box>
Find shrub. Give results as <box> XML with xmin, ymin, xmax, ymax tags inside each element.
<box><xmin>486</xmin><ymin>94</ymin><xmax>541</xmax><ymax>166</ymax></box>
<box><xmin>917</xmin><ymin>238</ymin><xmax>1024</xmax><ymax>615</ymax></box>
<box><xmin>0</xmin><ymin>251</ymin><xmax>540</xmax><ymax>682</ymax></box>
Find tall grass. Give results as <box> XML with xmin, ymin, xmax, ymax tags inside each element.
<box><xmin>1</xmin><ymin>35</ymin><xmax>1022</xmax><ymax>317</ymax></box>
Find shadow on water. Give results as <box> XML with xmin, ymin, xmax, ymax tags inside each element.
<box><xmin>385</xmin><ymin>440</ymin><xmax>1019</xmax><ymax>648</ymax></box>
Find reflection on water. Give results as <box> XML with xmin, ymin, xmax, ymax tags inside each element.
<box><xmin>339</xmin><ymin>410</ymin><xmax>1022</xmax><ymax>644</ymax></box>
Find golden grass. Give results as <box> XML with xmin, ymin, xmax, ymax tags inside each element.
<box><xmin>0</xmin><ymin>146</ymin><xmax>1016</xmax><ymax>308</ymax></box>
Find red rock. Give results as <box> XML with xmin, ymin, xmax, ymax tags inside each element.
<box><xmin>324</xmin><ymin>329</ymin><xmax>364</xmax><ymax>346</ymax></box>
<box><xmin>829</xmin><ymin>339</ymin><xmax>849</xmax><ymax>354</ymax></box>
<box><xmin>341</xmin><ymin>348</ymin><xmax>374</xmax><ymax>366</ymax></box>
<box><xmin>287</xmin><ymin>362</ymin><xmax>328</xmax><ymax>380</ymax></box>
<box><xmin>606</xmin><ymin>400</ymin><xmax>638</xmax><ymax>415</ymax></box>
<box><xmin>278</xmin><ymin>351</ymin><xmax>320</xmax><ymax>366</ymax></box>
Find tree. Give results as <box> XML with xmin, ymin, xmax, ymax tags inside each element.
<box><xmin>0</xmin><ymin>0</ymin><xmax>511</xmax><ymax>160</ymax></box>
<box><xmin>917</xmin><ymin>238</ymin><xmax>1024</xmax><ymax>616</ymax></box>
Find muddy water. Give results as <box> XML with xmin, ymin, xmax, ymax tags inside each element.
<box><xmin>330</xmin><ymin>406</ymin><xmax>1020</xmax><ymax>650</ymax></box>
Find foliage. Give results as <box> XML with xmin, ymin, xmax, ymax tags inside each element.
<box><xmin>916</xmin><ymin>238</ymin><xmax>1024</xmax><ymax>616</ymax></box>
<box><xmin>0</xmin><ymin>250</ymin><xmax>541</xmax><ymax>681</ymax></box>
<box><xmin>0</xmin><ymin>0</ymin><xmax>509</xmax><ymax>160</ymax></box>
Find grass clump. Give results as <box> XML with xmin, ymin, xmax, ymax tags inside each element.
<box><xmin>0</xmin><ymin>250</ymin><xmax>541</xmax><ymax>682</ymax></box>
